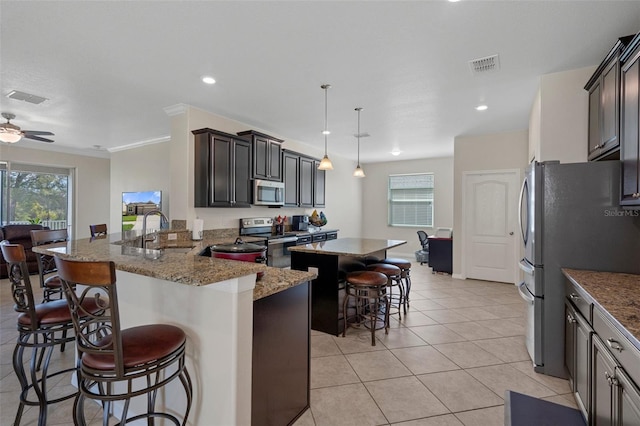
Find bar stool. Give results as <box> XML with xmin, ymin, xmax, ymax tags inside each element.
<box><xmin>367</xmin><ymin>263</ymin><xmax>406</xmax><ymax>319</ymax></box>
<box><xmin>55</xmin><ymin>257</ymin><xmax>193</xmax><ymax>426</ymax></box>
<box><xmin>30</xmin><ymin>229</ymin><xmax>69</xmax><ymax>302</ymax></box>
<box><xmin>1</xmin><ymin>243</ymin><xmax>102</xmax><ymax>426</ymax></box>
<box><xmin>382</xmin><ymin>257</ymin><xmax>412</xmax><ymax>307</ymax></box>
<box><xmin>89</xmin><ymin>223</ymin><xmax>107</xmax><ymax>237</ymax></box>
<box><xmin>342</xmin><ymin>270</ymin><xmax>389</xmax><ymax>346</ymax></box>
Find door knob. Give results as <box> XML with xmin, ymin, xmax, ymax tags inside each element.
<box><xmin>509</xmin><ymin>232</ymin><xmax>514</xmax><ymax>235</ymax></box>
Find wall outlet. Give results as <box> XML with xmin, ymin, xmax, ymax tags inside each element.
<box><xmin>168</xmin><ymin>233</ymin><xmax>178</xmax><ymax>241</ymax></box>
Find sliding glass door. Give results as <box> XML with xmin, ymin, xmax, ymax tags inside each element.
<box><xmin>0</xmin><ymin>161</ymin><xmax>73</xmax><ymax>231</ymax></box>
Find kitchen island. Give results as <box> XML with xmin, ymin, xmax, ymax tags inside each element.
<box><xmin>33</xmin><ymin>233</ymin><xmax>316</xmax><ymax>426</ymax></box>
<box><xmin>289</xmin><ymin>238</ymin><xmax>406</xmax><ymax>335</ymax></box>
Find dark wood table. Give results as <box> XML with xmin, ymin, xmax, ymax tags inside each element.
<box><xmin>289</xmin><ymin>238</ymin><xmax>406</xmax><ymax>336</ymax></box>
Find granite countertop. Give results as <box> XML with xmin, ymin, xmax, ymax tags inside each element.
<box><xmin>33</xmin><ymin>234</ymin><xmax>316</xmax><ymax>301</ymax></box>
<box><xmin>562</xmin><ymin>268</ymin><xmax>640</xmax><ymax>349</ymax></box>
<box><xmin>289</xmin><ymin>237</ymin><xmax>406</xmax><ymax>257</ymax></box>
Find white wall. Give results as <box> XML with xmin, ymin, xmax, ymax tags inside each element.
<box><xmin>453</xmin><ymin>130</ymin><xmax>529</xmax><ymax>277</ymax></box>
<box><xmin>0</xmin><ymin>144</ymin><xmax>110</xmax><ymax>239</ymax></box>
<box><xmin>110</xmin><ymin>142</ymin><xmax>171</xmax><ymax>233</ymax></box>
<box><xmin>530</xmin><ymin>66</ymin><xmax>596</xmax><ymax>163</ymax></box>
<box><xmin>360</xmin><ymin>157</ymin><xmax>454</xmax><ymax>259</ymax></box>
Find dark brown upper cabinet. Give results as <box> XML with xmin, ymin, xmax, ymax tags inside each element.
<box><xmin>193</xmin><ymin>128</ymin><xmax>252</xmax><ymax>207</ymax></box>
<box><xmin>282</xmin><ymin>149</ymin><xmax>325</xmax><ymax>208</ymax></box>
<box><xmin>620</xmin><ymin>33</ymin><xmax>640</xmax><ymax>207</ymax></box>
<box><xmin>586</xmin><ymin>35</ymin><xmax>634</xmax><ymax>161</ymax></box>
<box><xmin>237</xmin><ymin>130</ymin><xmax>284</xmax><ymax>182</ymax></box>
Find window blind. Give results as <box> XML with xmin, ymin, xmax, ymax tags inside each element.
<box><xmin>388</xmin><ymin>173</ymin><xmax>434</xmax><ymax>227</ymax></box>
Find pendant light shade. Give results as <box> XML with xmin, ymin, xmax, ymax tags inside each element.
<box><xmin>318</xmin><ymin>84</ymin><xmax>334</xmax><ymax>170</ymax></box>
<box><xmin>353</xmin><ymin>107</ymin><xmax>365</xmax><ymax>178</ymax></box>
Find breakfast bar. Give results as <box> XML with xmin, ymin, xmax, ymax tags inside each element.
<box><xmin>33</xmin><ymin>234</ymin><xmax>316</xmax><ymax>426</ymax></box>
<box><xmin>289</xmin><ymin>237</ymin><xmax>406</xmax><ymax>336</ymax></box>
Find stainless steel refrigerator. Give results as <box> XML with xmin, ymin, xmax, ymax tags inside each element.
<box><xmin>518</xmin><ymin>160</ymin><xmax>640</xmax><ymax>378</ymax></box>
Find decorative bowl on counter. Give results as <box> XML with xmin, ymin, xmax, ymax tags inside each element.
<box><xmin>310</xmin><ymin>218</ymin><xmax>327</xmax><ymax>227</ymax></box>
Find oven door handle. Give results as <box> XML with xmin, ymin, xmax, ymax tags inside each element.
<box><xmin>267</xmin><ymin>236</ymin><xmax>298</xmax><ymax>245</ymax></box>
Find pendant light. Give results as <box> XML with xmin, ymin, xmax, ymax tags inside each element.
<box><xmin>353</xmin><ymin>107</ymin><xmax>365</xmax><ymax>178</ymax></box>
<box><xmin>317</xmin><ymin>84</ymin><xmax>334</xmax><ymax>170</ymax></box>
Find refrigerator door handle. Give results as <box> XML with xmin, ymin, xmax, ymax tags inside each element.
<box><xmin>517</xmin><ymin>282</ymin><xmax>535</xmax><ymax>304</ymax></box>
<box><xmin>518</xmin><ymin>259</ymin><xmax>535</xmax><ymax>275</ymax></box>
<box><xmin>518</xmin><ymin>177</ymin><xmax>528</xmax><ymax>246</ymax></box>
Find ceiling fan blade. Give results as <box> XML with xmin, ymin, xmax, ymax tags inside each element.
<box><xmin>24</xmin><ymin>134</ymin><xmax>54</xmax><ymax>143</ymax></box>
<box><xmin>23</xmin><ymin>130</ymin><xmax>54</xmax><ymax>136</ymax></box>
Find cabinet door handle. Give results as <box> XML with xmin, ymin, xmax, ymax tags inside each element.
<box><xmin>566</xmin><ymin>314</ymin><xmax>577</xmax><ymax>324</ymax></box>
<box><xmin>594</xmin><ymin>144</ymin><xmax>601</xmax><ymax>150</ymax></box>
<box><xmin>605</xmin><ymin>371</ymin><xmax>618</xmax><ymax>386</ymax></box>
<box><xmin>569</xmin><ymin>293</ymin><xmax>580</xmax><ymax>301</ymax></box>
<box><xmin>606</xmin><ymin>338</ymin><xmax>624</xmax><ymax>352</ymax></box>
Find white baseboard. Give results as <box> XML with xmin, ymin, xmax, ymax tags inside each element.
<box><xmin>452</xmin><ymin>273</ymin><xmax>464</xmax><ymax>280</ymax></box>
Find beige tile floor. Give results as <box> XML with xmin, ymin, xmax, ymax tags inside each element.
<box><xmin>294</xmin><ymin>265</ymin><xmax>578</xmax><ymax>426</ymax></box>
<box><xmin>0</xmin><ymin>265</ymin><xmax>578</xmax><ymax>425</ymax></box>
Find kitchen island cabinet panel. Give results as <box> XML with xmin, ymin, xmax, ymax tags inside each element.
<box><xmin>252</xmin><ymin>281</ymin><xmax>310</xmax><ymax>426</ymax></box>
<box><xmin>290</xmin><ymin>238</ymin><xmax>406</xmax><ymax>335</ymax></box>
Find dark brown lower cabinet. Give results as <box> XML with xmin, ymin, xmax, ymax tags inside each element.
<box><xmin>591</xmin><ymin>334</ymin><xmax>640</xmax><ymax>426</ymax></box>
<box><xmin>252</xmin><ymin>282</ymin><xmax>310</xmax><ymax>426</ymax></box>
<box><xmin>565</xmin><ymin>302</ymin><xmax>591</xmax><ymax>418</ymax></box>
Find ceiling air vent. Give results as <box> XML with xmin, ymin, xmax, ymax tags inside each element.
<box><xmin>469</xmin><ymin>54</ymin><xmax>500</xmax><ymax>75</ymax></box>
<box><xmin>6</xmin><ymin>90</ymin><xmax>48</xmax><ymax>104</ymax></box>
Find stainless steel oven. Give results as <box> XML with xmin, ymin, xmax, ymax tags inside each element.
<box><xmin>267</xmin><ymin>235</ymin><xmax>297</xmax><ymax>268</ymax></box>
<box><xmin>239</xmin><ymin>217</ymin><xmax>298</xmax><ymax>268</ymax></box>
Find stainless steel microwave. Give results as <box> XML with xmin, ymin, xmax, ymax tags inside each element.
<box><xmin>253</xmin><ymin>179</ymin><xmax>284</xmax><ymax>206</ymax></box>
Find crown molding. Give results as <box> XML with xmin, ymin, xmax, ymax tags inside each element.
<box><xmin>163</xmin><ymin>103</ymin><xmax>189</xmax><ymax>116</ymax></box>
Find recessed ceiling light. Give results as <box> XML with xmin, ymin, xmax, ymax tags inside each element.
<box><xmin>475</xmin><ymin>105</ymin><xmax>488</xmax><ymax>111</ymax></box>
<box><xmin>202</xmin><ymin>76</ymin><xmax>216</xmax><ymax>85</ymax></box>
<box><xmin>448</xmin><ymin>0</ymin><xmax>461</xmax><ymax>2</ymax></box>
<box><xmin>391</xmin><ymin>150</ymin><xmax>402</xmax><ymax>156</ymax></box>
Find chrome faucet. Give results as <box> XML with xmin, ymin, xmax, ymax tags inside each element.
<box><xmin>142</xmin><ymin>209</ymin><xmax>169</xmax><ymax>249</ymax></box>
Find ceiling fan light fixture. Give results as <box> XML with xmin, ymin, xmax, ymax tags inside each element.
<box><xmin>318</xmin><ymin>84</ymin><xmax>334</xmax><ymax>171</ymax></box>
<box><xmin>0</xmin><ymin>129</ymin><xmax>22</xmax><ymax>143</ymax></box>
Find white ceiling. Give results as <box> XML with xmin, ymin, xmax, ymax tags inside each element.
<box><xmin>1</xmin><ymin>1</ymin><xmax>639</xmax><ymax>162</ymax></box>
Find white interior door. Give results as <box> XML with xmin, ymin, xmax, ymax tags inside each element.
<box><xmin>463</xmin><ymin>170</ymin><xmax>520</xmax><ymax>283</ymax></box>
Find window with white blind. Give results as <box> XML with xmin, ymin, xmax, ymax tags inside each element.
<box><xmin>388</xmin><ymin>173</ymin><xmax>434</xmax><ymax>227</ymax></box>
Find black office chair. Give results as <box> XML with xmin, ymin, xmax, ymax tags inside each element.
<box><xmin>416</xmin><ymin>231</ymin><xmax>429</xmax><ymax>265</ymax></box>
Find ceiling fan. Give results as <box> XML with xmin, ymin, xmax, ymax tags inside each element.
<box><xmin>0</xmin><ymin>112</ymin><xmax>54</xmax><ymax>144</ymax></box>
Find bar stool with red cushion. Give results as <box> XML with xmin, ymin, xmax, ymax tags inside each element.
<box><xmin>342</xmin><ymin>270</ymin><xmax>389</xmax><ymax>346</ymax></box>
<box><xmin>55</xmin><ymin>257</ymin><xmax>193</xmax><ymax>426</ymax></box>
<box><xmin>1</xmin><ymin>243</ymin><xmax>102</xmax><ymax>426</ymax></box>
<box><xmin>366</xmin><ymin>262</ymin><xmax>406</xmax><ymax>319</ymax></box>
<box><xmin>381</xmin><ymin>257</ymin><xmax>412</xmax><ymax>307</ymax></box>
<box><xmin>30</xmin><ymin>229</ymin><xmax>69</xmax><ymax>302</ymax></box>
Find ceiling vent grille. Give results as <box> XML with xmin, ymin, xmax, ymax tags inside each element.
<box><xmin>469</xmin><ymin>54</ymin><xmax>500</xmax><ymax>75</ymax></box>
<box><xmin>6</xmin><ymin>90</ymin><xmax>48</xmax><ymax>104</ymax></box>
